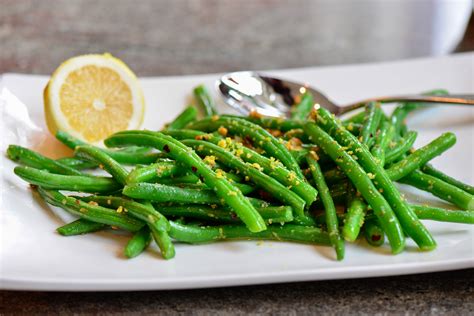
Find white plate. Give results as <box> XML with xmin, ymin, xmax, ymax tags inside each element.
<box><xmin>1</xmin><ymin>54</ymin><xmax>473</xmax><ymax>291</ymax></box>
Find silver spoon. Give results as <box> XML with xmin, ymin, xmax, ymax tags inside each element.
<box><xmin>216</xmin><ymin>71</ymin><xmax>474</xmax><ymax>117</ymax></box>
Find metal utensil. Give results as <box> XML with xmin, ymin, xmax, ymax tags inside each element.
<box><xmin>216</xmin><ymin>71</ymin><xmax>474</xmax><ymax>117</ymax></box>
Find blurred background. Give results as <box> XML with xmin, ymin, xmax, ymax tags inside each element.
<box><xmin>1</xmin><ymin>0</ymin><xmax>472</xmax><ymax>76</ymax></box>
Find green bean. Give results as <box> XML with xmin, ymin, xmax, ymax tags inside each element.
<box><xmin>343</xmin><ymin>110</ymin><xmax>366</xmax><ymax>124</ymax></box>
<box><xmin>126</xmin><ymin>160</ymin><xmax>181</xmax><ymax>184</ymax></box>
<box><xmin>238</xmin><ymin>115</ymin><xmax>303</xmax><ymax>132</ymax></box>
<box><xmin>75</xmin><ymin>145</ymin><xmax>129</xmax><ymax>185</ymax></box>
<box><xmin>370</xmin><ymin>120</ymin><xmax>395</xmax><ymax>166</ymax></box>
<box><xmin>158</xmin><ymin>205</ymin><xmax>294</xmax><ymax>224</ymax></box>
<box><xmin>14</xmin><ymin>166</ymin><xmax>120</xmax><ymax>193</ymax></box>
<box><xmin>342</xmin><ymin>193</ymin><xmax>367</xmax><ymax>242</ymax></box>
<box><xmin>38</xmin><ymin>188</ymin><xmax>144</xmax><ymax>232</ymax></box>
<box><xmin>360</xmin><ymin>102</ymin><xmax>383</xmax><ymax>146</ymax></box>
<box><xmin>7</xmin><ymin>145</ymin><xmax>83</xmax><ymax>176</ymax></box>
<box><xmin>106</xmin><ymin>131</ymin><xmax>266</xmax><ymax>232</ymax></box>
<box><xmin>162</xmin><ymin>129</ymin><xmax>207</xmax><ymax>140</ymax></box>
<box><xmin>167</xmin><ymin>106</ymin><xmax>198</xmax><ymax>129</ymax></box>
<box><xmin>386</xmin><ymin>133</ymin><xmax>456</xmax><ymax>181</ymax></box>
<box><xmin>144</xmin><ymin>202</ymin><xmax>175</xmax><ymax>259</ymax></box>
<box><xmin>315</xmin><ymin>107</ymin><xmax>436</xmax><ymax>251</ymax></box>
<box><xmin>156</xmin><ymin>175</ymin><xmax>256</xmax><ymax>195</ymax></box>
<box><xmin>304</xmin><ymin>123</ymin><xmax>405</xmax><ymax>253</ymax></box>
<box><xmin>400</xmin><ymin>170</ymin><xmax>474</xmax><ymax>210</ymax></box>
<box><xmin>306</xmin><ymin>154</ymin><xmax>344</xmax><ymax>260</ymax></box>
<box><xmin>56</xmin><ymin>157</ymin><xmax>98</xmax><ymax>170</ymax></box>
<box><xmin>291</xmin><ymin>92</ymin><xmax>314</xmax><ymax>120</ymax></box>
<box><xmin>169</xmin><ymin>221</ymin><xmax>331</xmax><ymax>245</ymax></box>
<box><xmin>56</xmin><ymin>131</ymin><xmax>161</xmax><ymax>164</ymax></box>
<box><xmin>421</xmin><ymin>164</ymin><xmax>474</xmax><ymax>195</ymax></box>
<box><xmin>292</xmin><ymin>213</ymin><xmax>318</xmax><ymax>226</ymax></box>
<box><xmin>390</xmin><ymin>89</ymin><xmax>448</xmax><ymax>136</ymax></box>
<box><xmin>124</xmin><ymin>226</ymin><xmax>152</xmax><ymax>258</ymax></box>
<box><xmin>384</xmin><ymin>131</ymin><xmax>418</xmax><ymax>165</ymax></box>
<box><xmin>123</xmin><ymin>182</ymin><xmax>219</xmax><ymax>204</ymax></box>
<box><xmin>57</xmin><ymin>219</ymin><xmax>106</xmax><ymax>236</ymax></box>
<box><xmin>193</xmin><ymin>85</ymin><xmax>217</xmax><ymax>116</ymax></box>
<box><xmin>410</xmin><ymin>205</ymin><xmax>474</xmax><ymax>224</ymax></box>
<box><xmin>364</xmin><ymin>219</ymin><xmax>385</xmax><ymax>247</ymax></box>
<box><xmin>188</xmin><ymin>116</ymin><xmax>305</xmax><ymax>179</ymax></box>
<box><xmin>182</xmin><ymin>139</ymin><xmax>306</xmax><ymax>216</ymax></box>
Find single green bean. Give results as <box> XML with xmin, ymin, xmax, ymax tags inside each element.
<box><xmin>193</xmin><ymin>85</ymin><xmax>217</xmax><ymax>116</ymax></box>
<box><xmin>38</xmin><ymin>188</ymin><xmax>144</xmax><ymax>232</ymax></box>
<box><xmin>410</xmin><ymin>205</ymin><xmax>474</xmax><ymax>224</ymax></box>
<box><xmin>304</xmin><ymin>123</ymin><xmax>405</xmax><ymax>253</ymax></box>
<box><xmin>123</xmin><ymin>182</ymin><xmax>219</xmax><ymax>205</ymax></box>
<box><xmin>342</xmin><ymin>193</ymin><xmax>367</xmax><ymax>242</ymax></box>
<box><xmin>105</xmin><ymin>131</ymin><xmax>267</xmax><ymax>232</ymax></box>
<box><xmin>291</xmin><ymin>92</ymin><xmax>314</xmax><ymax>120</ymax></box>
<box><xmin>386</xmin><ymin>132</ymin><xmax>456</xmax><ymax>181</ymax></box>
<box><xmin>124</xmin><ymin>226</ymin><xmax>152</xmax><ymax>258</ymax></box>
<box><xmin>57</xmin><ymin>219</ymin><xmax>106</xmax><ymax>236</ymax></box>
<box><xmin>384</xmin><ymin>131</ymin><xmax>418</xmax><ymax>165</ymax></box>
<box><xmin>169</xmin><ymin>221</ymin><xmax>331</xmax><ymax>245</ymax></box>
<box><xmin>400</xmin><ymin>170</ymin><xmax>474</xmax><ymax>210</ymax></box>
<box><xmin>56</xmin><ymin>157</ymin><xmax>98</xmax><ymax>170</ymax></box>
<box><xmin>167</xmin><ymin>106</ymin><xmax>198</xmax><ymax>129</ymax></box>
<box><xmin>360</xmin><ymin>102</ymin><xmax>383</xmax><ymax>146</ymax></box>
<box><xmin>7</xmin><ymin>145</ymin><xmax>83</xmax><ymax>176</ymax></box>
<box><xmin>126</xmin><ymin>160</ymin><xmax>181</xmax><ymax>184</ymax></box>
<box><xmin>306</xmin><ymin>154</ymin><xmax>344</xmax><ymax>260</ymax></box>
<box><xmin>14</xmin><ymin>166</ymin><xmax>120</xmax><ymax>193</ymax></box>
<box><xmin>370</xmin><ymin>120</ymin><xmax>395</xmax><ymax>166</ymax></box>
<box><xmin>238</xmin><ymin>115</ymin><xmax>303</xmax><ymax>132</ymax></box>
<box><xmin>155</xmin><ymin>175</ymin><xmax>256</xmax><ymax>195</ymax></box>
<box><xmin>315</xmin><ymin>107</ymin><xmax>436</xmax><ymax>251</ymax></box>
<box><xmin>421</xmin><ymin>164</ymin><xmax>474</xmax><ymax>195</ymax></box>
<box><xmin>75</xmin><ymin>145</ymin><xmax>129</xmax><ymax>185</ymax></box>
<box><xmin>364</xmin><ymin>219</ymin><xmax>385</xmax><ymax>247</ymax></box>
<box><xmin>158</xmin><ymin>204</ymin><xmax>294</xmax><ymax>224</ymax></box>
<box><xmin>56</xmin><ymin>131</ymin><xmax>161</xmax><ymax>164</ymax></box>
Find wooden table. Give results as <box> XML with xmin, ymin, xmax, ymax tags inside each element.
<box><xmin>1</xmin><ymin>1</ymin><xmax>473</xmax><ymax>314</ymax></box>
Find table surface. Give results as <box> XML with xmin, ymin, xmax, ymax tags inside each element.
<box><xmin>1</xmin><ymin>1</ymin><xmax>473</xmax><ymax>314</ymax></box>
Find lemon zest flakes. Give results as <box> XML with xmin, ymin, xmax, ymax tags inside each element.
<box><xmin>251</xmin><ymin>163</ymin><xmax>263</xmax><ymax>171</ymax></box>
<box><xmin>217</xmin><ymin>126</ymin><xmax>228</xmax><ymax>136</ymax></box>
<box><xmin>203</xmin><ymin>155</ymin><xmax>217</xmax><ymax>167</ymax></box>
<box><xmin>215</xmin><ymin>169</ymin><xmax>225</xmax><ymax>179</ymax></box>
<box><xmin>217</xmin><ymin>139</ymin><xmax>227</xmax><ymax>148</ymax></box>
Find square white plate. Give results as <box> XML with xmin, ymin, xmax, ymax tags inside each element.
<box><xmin>1</xmin><ymin>53</ymin><xmax>473</xmax><ymax>291</ymax></box>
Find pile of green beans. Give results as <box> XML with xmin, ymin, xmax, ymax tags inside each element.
<box><xmin>7</xmin><ymin>85</ymin><xmax>473</xmax><ymax>261</ymax></box>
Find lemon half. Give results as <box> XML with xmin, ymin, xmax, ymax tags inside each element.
<box><xmin>44</xmin><ymin>54</ymin><xmax>145</xmax><ymax>144</ymax></box>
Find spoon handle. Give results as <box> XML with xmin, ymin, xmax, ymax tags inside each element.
<box><xmin>341</xmin><ymin>94</ymin><xmax>474</xmax><ymax>114</ymax></box>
